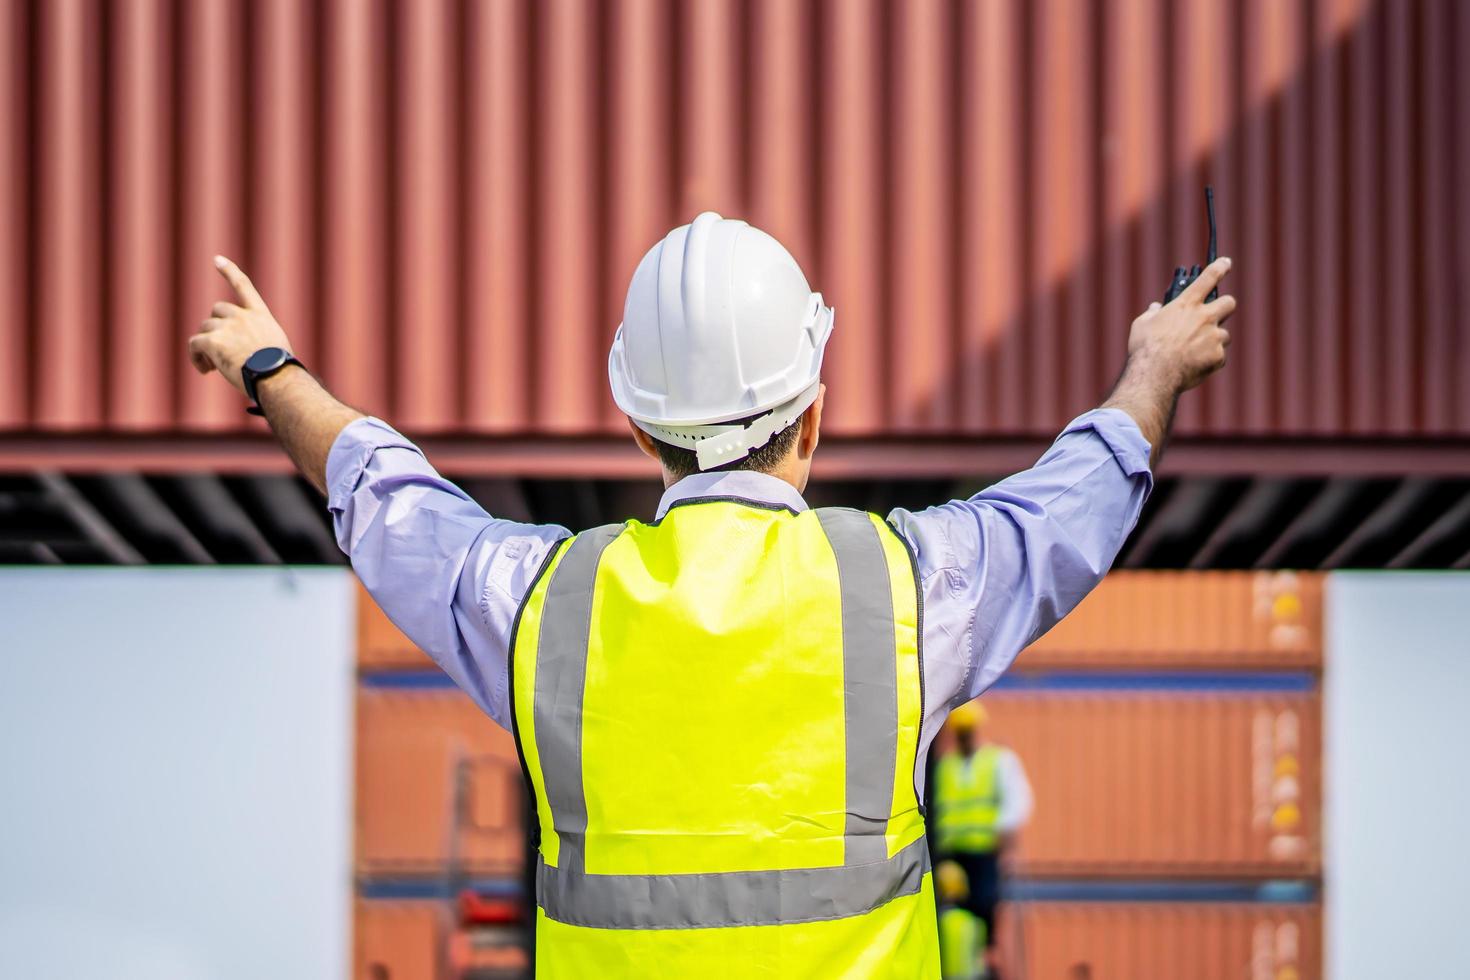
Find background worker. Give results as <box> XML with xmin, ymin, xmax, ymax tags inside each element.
<box><xmin>185</xmin><ymin>212</ymin><xmax>1234</xmax><ymax>976</ymax></box>
<box><xmin>936</xmin><ymin>860</ymin><xmax>988</xmax><ymax>980</ymax></box>
<box><xmin>933</xmin><ymin>701</ymin><xmax>1033</xmax><ymax>977</ymax></box>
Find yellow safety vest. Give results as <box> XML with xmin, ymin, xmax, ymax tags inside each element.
<box><xmin>938</xmin><ymin>905</ymin><xmax>985</xmax><ymax>980</ymax></box>
<box><xmin>510</xmin><ymin>500</ymin><xmax>938</xmax><ymax>978</ymax></box>
<box><xmin>934</xmin><ymin>746</ymin><xmax>1003</xmax><ymax>855</ymax></box>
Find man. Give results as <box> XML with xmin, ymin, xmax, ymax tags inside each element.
<box><xmin>935</xmin><ymin>861</ymin><xmax>987</xmax><ymax>980</ymax></box>
<box><xmin>188</xmin><ymin>212</ymin><xmax>1234</xmax><ymax>977</ymax></box>
<box><xmin>932</xmin><ymin>701</ymin><xmax>1032</xmax><ymax>978</ymax></box>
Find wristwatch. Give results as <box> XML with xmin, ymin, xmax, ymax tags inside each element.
<box><xmin>241</xmin><ymin>347</ymin><xmax>305</xmax><ymax>416</ymax></box>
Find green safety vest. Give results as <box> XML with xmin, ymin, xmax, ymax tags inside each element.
<box><xmin>938</xmin><ymin>905</ymin><xmax>986</xmax><ymax>980</ymax></box>
<box><xmin>934</xmin><ymin>744</ymin><xmax>1004</xmax><ymax>854</ymax></box>
<box><xmin>511</xmin><ymin>500</ymin><xmax>939</xmax><ymax>978</ymax></box>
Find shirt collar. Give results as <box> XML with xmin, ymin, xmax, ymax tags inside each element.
<box><xmin>655</xmin><ymin>471</ymin><xmax>809</xmax><ymax>520</ymax></box>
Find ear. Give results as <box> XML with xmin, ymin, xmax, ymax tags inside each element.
<box><xmin>797</xmin><ymin>384</ymin><xmax>825</xmax><ymax>460</ymax></box>
<box><xmin>628</xmin><ymin>418</ymin><xmax>661</xmax><ymax>462</ymax></box>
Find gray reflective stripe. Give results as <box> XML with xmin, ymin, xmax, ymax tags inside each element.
<box><xmin>816</xmin><ymin>508</ymin><xmax>899</xmax><ymax>867</ymax></box>
<box><xmin>539</xmin><ymin>835</ymin><xmax>930</xmax><ymax>930</ymax></box>
<box><xmin>533</xmin><ymin>523</ymin><xmax>622</xmax><ymax>874</ymax></box>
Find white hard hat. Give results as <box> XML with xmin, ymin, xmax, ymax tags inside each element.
<box><xmin>608</xmin><ymin>212</ymin><xmax>835</xmax><ymax>471</ymax></box>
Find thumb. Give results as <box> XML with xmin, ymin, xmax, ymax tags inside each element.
<box><xmin>1147</xmin><ymin>302</ymin><xmax>1162</xmax><ymax>313</ymax></box>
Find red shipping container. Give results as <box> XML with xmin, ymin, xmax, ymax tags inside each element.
<box><xmin>2</xmin><ymin>0</ymin><xmax>1466</xmax><ymax>445</ymax></box>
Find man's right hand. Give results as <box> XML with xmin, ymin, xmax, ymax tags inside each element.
<box><xmin>1125</xmin><ymin>256</ymin><xmax>1237</xmax><ymax>394</ymax></box>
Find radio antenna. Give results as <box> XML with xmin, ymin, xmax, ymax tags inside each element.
<box><xmin>1205</xmin><ymin>185</ymin><xmax>1217</xmax><ymax>264</ymax></box>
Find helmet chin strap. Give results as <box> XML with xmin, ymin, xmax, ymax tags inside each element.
<box><xmin>634</xmin><ymin>381</ymin><xmax>821</xmax><ymax>472</ymax></box>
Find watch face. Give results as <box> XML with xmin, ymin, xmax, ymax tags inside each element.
<box><xmin>245</xmin><ymin>347</ymin><xmax>289</xmax><ymax>374</ymax></box>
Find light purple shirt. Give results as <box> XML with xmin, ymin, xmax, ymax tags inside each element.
<box><xmin>328</xmin><ymin>408</ymin><xmax>1153</xmax><ymax>793</ymax></box>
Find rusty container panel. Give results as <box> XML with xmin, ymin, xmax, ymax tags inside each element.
<box><xmin>964</xmin><ymin>691</ymin><xmax>1320</xmax><ymax>877</ymax></box>
<box><xmin>354</xmin><ymin>901</ymin><xmax>448</xmax><ymax>980</ymax></box>
<box><xmin>1006</xmin><ymin>902</ymin><xmax>1322</xmax><ymax>980</ymax></box>
<box><xmin>2</xmin><ymin>0</ymin><xmax>1466</xmax><ymax>440</ymax></box>
<box><xmin>358</xmin><ymin>582</ymin><xmax>435</xmax><ymax>670</ymax></box>
<box><xmin>1023</xmin><ymin>571</ymin><xmax>1323</xmax><ymax>669</ymax></box>
<box><xmin>356</xmin><ymin>688</ymin><xmax>526</xmax><ymax>876</ymax></box>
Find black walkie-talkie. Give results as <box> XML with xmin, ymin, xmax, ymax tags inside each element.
<box><xmin>1164</xmin><ymin>186</ymin><xmax>1218</xmax><ymax>302</ymax></box>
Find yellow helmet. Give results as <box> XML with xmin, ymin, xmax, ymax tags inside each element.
<box><xmin>935</xmin><ymin>860</ymin><xmax>970</xmax><ymax>902</ymax></box>
<box><xmin>949</xmin><ymin>700</ymin><xmax>988</xmax><ymax>732</ymax></box>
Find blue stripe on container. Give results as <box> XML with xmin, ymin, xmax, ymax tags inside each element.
<box><xmin>1001</xmin><ymin>879</ymin><xmax>1318</xmax><ymax>904</ymax></box>
<box><xmin>988</xmin><ymin>671</ymin><xmax>1317</xmax><ymax>693</ymax></box>
<box><xmin>357</xmin><ymin>877</ymin><xmax>524</xmax><ymax>900</ymax></box>
<box><xmin>354</xmin><ymin>876</ymin><xmax>1316</xmax><ymax>904</ymax></box>
<box><xmin>359</xmin><ymin>669</ymin><xmax>457</xmax><ymax>689</ymax></box>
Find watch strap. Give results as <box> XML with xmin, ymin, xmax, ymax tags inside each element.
<box><xmin>243</xmin><ymin>349</ymin><xmax>304</xmax><ymax>416</ymax></box>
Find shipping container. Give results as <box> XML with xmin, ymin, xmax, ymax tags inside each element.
<box><xmin>1000</xmin><ymin>901</ymin><xmax>1323</xmax><ymax>980</ymax></box>
<box><xmin>355</xmin><ymin>900</ymin><xmax>449</xmax><ymax>980</ymax></box>
<box><xmin>2</xmin><ymin>0</ymin><xmax>1466</xmax><ymax>443</ymax></box>
<box><xmin>1022</xmin><ymin>571</ymin><xmax>1323</xmax><ymax>670</ymax></box>
<box><xmin>356</xmin><ymin>688</ymin><xmax>526</xmax><ymax>876</ymax></box>
<box><xmin>358</xmin><ymin>567</ymin><xmax>1323</xmax><ymax>671</ymax></box>
<box><xmin>945</xmin><ymin>691</ymin><xmax>1321</xmax><ymax>877</ymax></box>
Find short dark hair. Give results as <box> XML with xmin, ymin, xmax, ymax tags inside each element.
<box><xmin>652</xmin><ymin>414</ymin><xmax>803</xmax><ymax>480</ymax></box>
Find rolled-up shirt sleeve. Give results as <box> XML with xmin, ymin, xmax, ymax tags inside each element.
<box><xmin>891</xmin><ymin>408</ymin><xmax>1153</xmax><ymax>718</ymax></box>
<box><xmin>327</xmin><ymin>418</ymin><xmax>569</xmax><ymax>728</ymax></box>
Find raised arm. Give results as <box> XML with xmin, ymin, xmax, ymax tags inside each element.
<box><xmin>185</xmin><ymin>256</ymin><xmax>567</xmax><ymax>728</ymax></box>
<box><xmin>187</xmin><ymin>256</ymin><xmax>362</xmax><ymax>493</ymax></box>
<box><xmin>894</xmin><ymin>256</ymin><xmax>1236</xmax><ymax>712</ymax></box>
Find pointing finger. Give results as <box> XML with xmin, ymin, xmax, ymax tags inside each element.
<box><xmin>1182</xmin><ymin>256</ymin><xmax>1232</xmax><ymax>305</ymax></box>
<box><xmin>213</xmin><ymin>255</ymin><xmax>267</xmax><ymax>311</ymax></box>
<box><xmin>212</xmin><ymin>301</ymin><xmax>245</xmax><ymax>319</ymax></box>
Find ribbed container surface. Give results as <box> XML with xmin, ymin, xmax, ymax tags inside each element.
<box><xmin>2</xmin><ymin>0</ymin><xmax>1466</xmax><ymax>438</ymax></box>
<box><xmin>1024</xmin><ymin>571</ymin><xmax>1323</xmax><ymax>669</ymax></box>
<box><xmin>1006</xmin><ymin>901</ymin><xmax>1322</xmax><ymax>980</ymax></box>
<box><xmin>356</xmin><ymin>689</ymin><xmax>526</xmax><ymax>876</ymax></box>
<box><xmin>971</xmin><ymin>692</ymin><xmax>1321</xmax><ymax>877</ymax></box>
<box><xmin>355</xmin><ymin>901</ymin><xmax>448</xmax><ymax>980</ymax></box>
<box><xmin>361</xmin><ymin>571</ymin><xmax>1325</xmax><ymax>671</ymax></box>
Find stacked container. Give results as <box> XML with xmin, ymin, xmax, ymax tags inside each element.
<box><xmin>353</xmin><ymin>570</ymin><xmax>1325</xmax><ymax>978</ymax></box>
<box><xmin>974</xmin><ymin>570</ymin><xmax>1325</xmax><ymax>977</ymax></box>
<box><xmin>354</xmin><ymin>591</ymin><xmax>529</xmax><ymax>979</ymax></box>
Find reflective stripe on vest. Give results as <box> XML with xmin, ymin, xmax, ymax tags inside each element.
<box><xmin>934</xmin><ymin>746</ymin><xmax>1003</xmax><ymax>854</ymax></box>
<box><xmin>510</xmin><ymin>501</ymin><xmax>934</xmax><ymax>973</ymax></box>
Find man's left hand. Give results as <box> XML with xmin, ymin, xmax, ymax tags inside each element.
<box><xmin>187</xmin><ymin>256</ymin><xmax>293</xmax><ymax>394</ymax></box>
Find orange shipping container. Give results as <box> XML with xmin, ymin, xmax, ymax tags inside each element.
<box><xmin>1004</xmin><ymin>901</ymin><xmax>1322</xmax><ymax>980</ymax></box>
<box><xmin>358</xmin><ymin>558</ymin><xmax>1325</xmax><ymax>672</ymax></box>
<box><xmin>1022</xmin><ymin>571</ymin><xmax>1323</xmax><ymax>670</ymax></box>
<box><xmin>968</xmin><ymin>691</ymin><xmax>1320</xmax><ymax>877</ymax></box>
<box><xmin>356</xmin><ymin>688</ymin><xmax>526</xmax><ymax>876</ymax></box>
<box><xmin>354</xmin><ymin>901</ymin><xmax>449</xmax><ymax>980</ymax></box>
